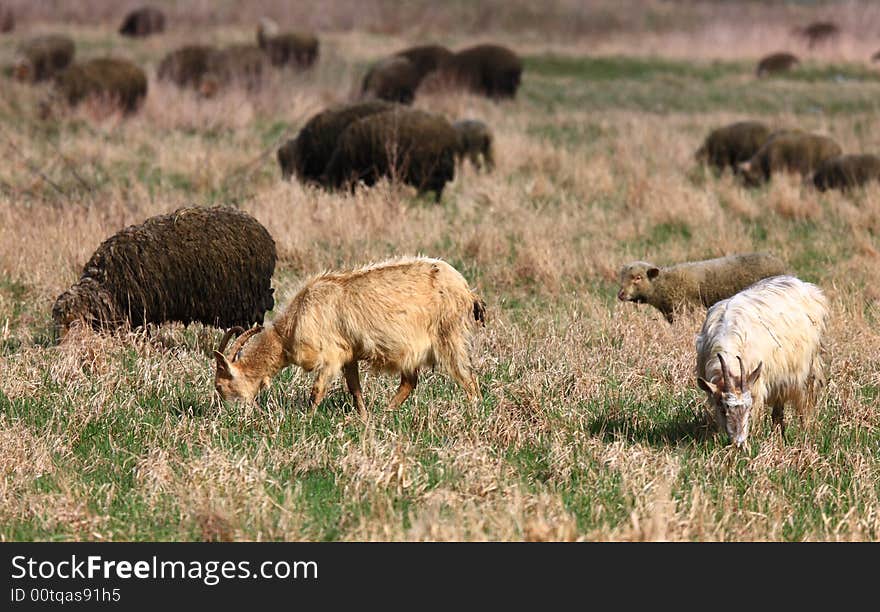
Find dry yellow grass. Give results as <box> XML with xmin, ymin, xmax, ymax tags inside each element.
<box><xmin>1</xmin><ymin>2</ymin><xmax>879</xmax><ymax>541</ymax></box>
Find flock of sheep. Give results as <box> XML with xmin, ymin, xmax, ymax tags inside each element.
<box><xmin>3</xmin><ymin>6</ymin><xmax>854</xmax><ymax>450</ymax></box>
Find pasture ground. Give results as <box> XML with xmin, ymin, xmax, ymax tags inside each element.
<box><xmin>1</xmin><ymin>1</ymin><xmax>879</xmax><ymax>541</ymax></box>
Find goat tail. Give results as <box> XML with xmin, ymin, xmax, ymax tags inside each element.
<box><xmin>472</xmin><ymin>294</ymin><xmax>486</xmax><ymax>326</ymax></box>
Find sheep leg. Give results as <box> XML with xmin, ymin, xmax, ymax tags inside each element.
<box><xmin>484</xmin><ymin>146</ymin><xmax>494</xmax><ymax>171</ymax></box>
<box><xmin>469</xmin><ymin>151</ymin><xmax>481</xmax><ymax>171</ymax></box>
<box><xmin>771</xmin><ymin>403</ymin><xmax>786</xmax><ymax>442</ymax></box>
<box><xmin>343</xmin><ymin>361</ymin><xmax>367</xmax><ymax>417</ymax></box>
<box><xmin>387</xmin><ymin>370</ymin><xmax>418</xmax><ymax>411</ymax></box>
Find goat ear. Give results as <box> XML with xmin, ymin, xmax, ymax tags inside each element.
<box><xmin>748</xmin><ymin>362</ymin><xmax>763</xmax><ymax>387</ymax></box>
<box><xmin>697</xmin><ymin>377</ymin><xmax>718</xmax><ymax>395</ymax></box>
<box><xmin>214</xmin><ymin>350</ymin><xmax>233</xmax><ymax>379</ymax></box>
<box><xmin>647</xmin><ymin>267</ymin><xmax>660</xmax><ymax>280</ymax></box>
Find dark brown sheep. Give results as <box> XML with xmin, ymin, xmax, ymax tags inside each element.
<box><xmin>695</xmin><ymin>121</ymin><xmax>772</xmax><ymax>173</ymax></box>
<box><xmin>157</xmin><ymin>45</ymin><xmax>216</xmax><ymax>89</ymax></box>
<box><xmin>0</xmin><ymin>5</ymin><xmax>14</xmax><ymax>33</ymax></box>
<box><xmin>812</xmin><ymin>154</ymin><xmax>880</xmax><ymax>192</ymax></box>
<box><xmin>51</xmin><ymin>57</ymin><xmax>148</xmax><ymax>114</ymax></box>
<box><xmin>756</xmin><ymin>52</ymin><xmax>799</xmax><ymax>77</ymax></box>
<box><xmin>361</xmin><ymin>56</ymin><xmax>421</xmax><ymax>104</ymax></box>
<box><xmin>739</xmin><ymin>132</ymin><xmax>842</xmax><ymax>186</ymax></box>
<box><xmin>119</xmin><ymin>5</ymin><xmax>166</xmax><ymax>37</ymax></box>
<box><xmin>323</xmin><ymin>107</ymin><xmax>458</xmax><ymax>201</ymax></box>
<box><xmin>443</xmin><ymin>44</ymin><xmax>523</xmax><ymax>99</ymax></box>
<box><xmin>277</xmin><ymin>100</ymin><xmax>394</xmax><ymax>182</ymax></box>
<box><xmin>199</xmin><ymin>44</ymin><xmax>267</xmax><ymax>96</ymax></box>
<box><xmin>795</xmin><ymin>21</ymin><xmax>840</xmax><ymax>49</ymax></box>
<box><xmin>13</xmin><ymin>34</ymin><xmax>75</xmax><ymax>82</ymax></box>
<box><xmin>453</xmin><ymin>119</ymin><xmax>494</xmax><ymax>171</ymax></box>
<box><xmin>52</xmin><ymin>206</ymin><xmax>276</xmax><ymax>335</ymax></box>
<box><xmin>394</xmin><ymin>44</ymin><xmax>453</xmax><ymax>79</ymax></box>
<box><xmin>872</xmin><ymin>50</ymin><xmax>880</xmax><ymax>63</ymax></box>
<box><xmin>256</xmin><ymin>20</ymin><xmax>319</xmax><ymax>69</ymax></box>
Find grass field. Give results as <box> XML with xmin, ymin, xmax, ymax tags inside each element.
<box><xmin>1</xmin><ymin>2</ymin><xmax>880</xmax><ymax>541</ymax></box>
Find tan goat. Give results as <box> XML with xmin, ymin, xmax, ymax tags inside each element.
<box><xmin>214</xmin><ymin>256</ymin><xmax>486</xmax><ymax>413</ymax></box>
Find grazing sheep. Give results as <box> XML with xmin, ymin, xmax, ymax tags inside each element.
<box><xmin>696</xmin><ymin>275</ymin><xmax>828</xmax><ymax>447</ymax></box>
<box><xmin>444</xmin><ymin>44</ymin><xmax>523</xmax><ymax>99</ymax></box>
<box><xmin>739</xmin><ymin>132</ymin><xmax>842</xmax><ymax>186</ymax></box>
<box><xmin>214</xmin><ymin>256</ymin><xmax>485</xmax><ymax>413</ymax></box>
<box><xmin>694</xmin><ymin>121</ymin><xmax>772</xmax><ymax>173</ymax></box>
<box><xmin>617</xmin><ymin>253</ymin><xmax>787</xmax><ymax>323</ymax></box>
<box><xmin>795</xmin><ymin>21</ymin><xmax>840</xmax><ymax>49</ymax></box>
<box><xmin>199</xmin><ymin>44</ymin><xmax>267</xmax><ymax>96</ymax></box>
<box><xmin>0</xmin><ymin>5</ymin><xmax>13</xmax><ymax>33</ymax></box>
<box><xmin>812</xmin><ymin>154</ymin><xmax>880</xmax><ymax>192</ymax></box>
<box><xmin>119</xmin><ymin>5</ymin><xmax>166</xmax><ymax>37</ymax></box>
<box><xmin>256</xmin><ymin>19</ymin><xmax>319</xmax><ymax>68</ymax></box>
<box><xmin>50</xmin><ymin>57</ymin><xmax>148</xmax><ymax>114</ymax></box>
<box><xmin>395</xmin><ymin>44</ymin><xmax>453</xmax><ymax>79</ymax></box>
<box><xmin>453</xmin><ymin>119</ymin><xmax>494</xmax><ymax>171</ymax></box>
<box><xmin>276</xmin><ymin>100</ymin><xmax>394</xmax><ymax>182</ymax></box>
<box><xmin>361</xmin><ymin>56</ymin><xmax>421</xmax><ymax>104</ymax></box>
<box><xmin>756</xmin><ymin>52</ymin><xmax>799</xmax><ymax>77</ymax></box>
<box><xmin>53</xmin><ymin>206</ymin><xmax>276</xmax><ymax>335</ymax></box>
<box><xmin>13</xmin><ymin>34</ymin><xmax>75</xmax><ymax>82</ymax></box>
<box><xmin>157</xmin><ymin>45</ymin><xmax>216</xmax><ymax>89</ymax></box>
<box><xmin>323</xmin><ymin>107</ymin><xmax>459</xmax><ymax>201</ymax></box>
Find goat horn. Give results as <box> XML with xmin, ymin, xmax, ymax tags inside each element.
<box><xmin>227</xmin><ymin>325</ymin><xmax>264</xmax><ymax>361</ymax></box>
<box><xmin>737</xmin><ymin>356</ymin><xmax>746</xmax><ymax>393</ymax></box>
<box><xmin>717</xmin><ymin>353</ymin><xmax>732</xmax><ymax>391</ymax></box>
<box><xmin>218</xmin><ymin>327</ymin><xmax>245</xmax><ymax>355</ymax></box>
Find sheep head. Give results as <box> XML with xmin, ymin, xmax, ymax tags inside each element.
<box><xmin>12</xmin><ymin>57</ymin><xmax>32</xmax><ymax>82</ymax></box>
<box><xmin>213</xmin><ymin>325</ymin><xmax>268</xmax><ymax>403</ymax></box>
<box><xmin>738</xmin><ymin>160</ymin><xmax>764</xmax><ymax>187</ymax></box>
<box><xmin>698</xmin><ymin>353</ymin><xmax>763</xmax><ymax>448</ymax></box>
<box><xmin>617</xmin><ymin>261</ymin><xmax>660</xmax><ymax>303</ymax></box>
<box><xmin>51</xmin><ymin>280</ymin><xmax>117</xmax><ymax>338</ymax></box>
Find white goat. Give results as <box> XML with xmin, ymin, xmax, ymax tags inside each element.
<box><xmin>695</xmin><ymin>275</ymin><xmax>829</xmax><ymax>447</ymax></box>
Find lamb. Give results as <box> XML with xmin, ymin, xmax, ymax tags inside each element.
<box><xmin>617</xmin><ymin>253</ymin><xmax>787</xmax><ymax>323</ymax></box>
<box><xmin>53</xmin><ymin>206</ymin><xmax>276</xmax><ymax>336</ymax></box>
<box><xmin>199</xmin><ymin>44</ymin><xmax>267</xmax><ymax>96</ymax></box>
<box><xmin>119</xmin><ymin>5</ymin><xmax>166</xmax><ymax>37</ymax></box>
<box><xmin>12</xmin><ymin>34</ymin><xmax>75</xmax><ymax>82</ymax></box>
<box><xmin>157</xmin><ymin>45</ymin><xmax>216</xmax><ymax>89</ymax></box>
<box><xmin>360</xmin><ymin>56</ymin><xmax>421</xmax><ymax>104</ymax></box>
<box><xmin>256</xmin><ymin>18</ymin><xmax>319</xmax><ymax>68</ymax></box>
<box><xmin>695</xmin><ymin>275</ymin><xmax>829</xmax><ymax>447</ymax></box>
<box><xmin>756</xmin><ymin>52</ymin><xmax>799</xmax><ymax>77</ymax></box>
<box><xmin>694</xmin><ymin>121</ymin><xmax>772</xmax><ymax>173</ymax></box>
<box><xmin>50</xmin><ymin>57</ymin><xmax>148</xmax><ymax>114</ymax></box>
<box><xmin>443</xmin><ymin>44</ymin><xmax>523</xmax><ymax>99</ymax></box>
<box><xmin>213</xmin><ymin>256</ymin><xmax>485</xmax><ymax>414</ymax></box>
<box><xmin>0</xmin><ymin>5</ymin><xmax>13</xmax><ymax>33</ymax></box>
<box><xmin>795</xmin><ymin>21</ymin><xmax>840</xmax><ymax>49</ymax></box>
<box><xmin>739</xmin><ymin>132</ymin><xmax>842</xmax><ymax>186</ymax></box>
<box><xmin>453</xmin><ymin>119</ymin><xmax>494</xmax><ymax>171</ymax></box>
<box><xmin>394</xmin><ymin>44</ymin><xmax>453</xmax><ymax>79</ymax></box>
<box><xmin>323</xmin><ymin>107</ymin><xmax>459</xmax><ymax>201</ymax></box>
<box><xmin>276</xmin><ymin>100</ymin><xmax>394</xmax><ymax>183</ymax></box>
<box><xmin>812</xmin><ymin>154</ymin><xmax>880</xmax><ymax>192</ymax></box>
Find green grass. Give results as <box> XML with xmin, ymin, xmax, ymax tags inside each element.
<box><xmin>524</xmin><ymin>54</ymin><xmax>880</xmax><ymax>115</ymax></box>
